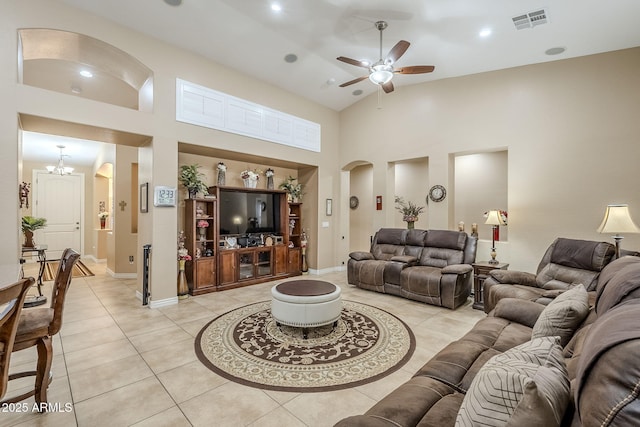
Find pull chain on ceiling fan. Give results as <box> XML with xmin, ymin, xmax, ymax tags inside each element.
<box><xmin>337</xmin><ymin>20</ymin><xmax>435</xmax><ymax>94</ymax></box>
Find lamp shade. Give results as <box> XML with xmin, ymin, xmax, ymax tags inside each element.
<box><xmin>597</xmin><ymin>204</ymin><xmax>640</xmax><ymax>234</ymax></box>
<box><xmin>369</xmin><ymin>64</ymin><xmax>393</xmax><ymax>85</ymax></box>
<box><xmin>485</xmin><ymin>210</ymin><xmax>507</xmax><ymax>226</ymax></box>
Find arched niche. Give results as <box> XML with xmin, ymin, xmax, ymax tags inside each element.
<box><xmin>18</xmin><ymin>28</ymin><xmax>153</xmax><ymax>112</ymax></box>
<box><xmin>342</xmin><ymin>160</ymin><xmax>374</xmax><ymax>252</ymax></box>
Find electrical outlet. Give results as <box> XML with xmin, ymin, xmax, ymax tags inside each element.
<box><xmin>129</xmin><ymin>255</ymin><xmax>134</xmax><ymax>263</ymax></box>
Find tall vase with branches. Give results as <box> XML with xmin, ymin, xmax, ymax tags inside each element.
<box><xmin>394</xmin><ymin>196</ymin><xmax>425</xmax><ymax>229</ymax></box>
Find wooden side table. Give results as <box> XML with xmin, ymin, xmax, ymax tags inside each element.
<box><xmin>472</xmin><ymin>261</ymin><xmax>508</xmax><ymax>310</ymax></box>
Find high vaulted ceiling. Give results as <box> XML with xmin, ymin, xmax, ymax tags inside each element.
<box><xmin>55</xmin><ymin>0</ymin><xmax>640</xmax><ymax>111</ymax></box>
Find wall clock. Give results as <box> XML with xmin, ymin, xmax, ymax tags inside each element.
<box><xmin>349</xmin><ymin>196</ymin><xmax>359</xmax><ymax>209</ymax></box>
<box><xmin>154</xmin><ymin>186</ymin><xmax>177</xmax><ymax>207</ymax></box>
<box><xmin>428</xmin><ymin>185</ymin><xmax>447</xmax><ymax>203</ymax></box>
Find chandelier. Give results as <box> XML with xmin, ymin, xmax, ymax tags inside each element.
<box><xmin>46</xmin><ymin>145</ymin><xmax>74</xmax><ymax>175</ymax></box>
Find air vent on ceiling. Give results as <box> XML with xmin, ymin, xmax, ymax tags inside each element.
<box><xmin>512</xmin><ymin>9</ymin><xmax>549</xmax><ymax>30</ymax></box>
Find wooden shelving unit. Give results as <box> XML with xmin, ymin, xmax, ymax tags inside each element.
<box><xmin>184</xmin><ymin>198</ymin><xmax>217</xmax><ymax>295</ymax></box>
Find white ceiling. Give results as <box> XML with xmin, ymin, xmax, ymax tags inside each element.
<box><xmin>23</xmin><ymin>132</ymin><xmax>105</xmax><ymax>167</ymax></box>
<box><xmin>54</xmin><ymin>0</ymin><xmax>640</xmax><ymax>112</ymax></box>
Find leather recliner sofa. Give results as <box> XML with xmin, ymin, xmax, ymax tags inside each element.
<box><xmin>347</xmin><ymin>228</ymin><xmax>477</xmax><ymax>309</ymax></box>
<box><xmin>483</xmin><ymin>237</ymin><xmax>615</xmax><ymax>313</ymax></box>
<box><xmin>336</xmin><ymin>255</ymin><xmax>640</xmax><ymax>426</ymax></box>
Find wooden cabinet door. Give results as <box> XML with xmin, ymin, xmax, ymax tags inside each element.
<box><xmin>287</xmin><ymin>247</ymin><xmax>301</xmax><ymax>274</ymax></box>
<box><xmin>274</xmin><ymin>245</ymin><xmax>288</xmax><ymax>275</ymax></box>
<box><xmin>218</xmin><ymin>251</ymin><xmax>236</xmax><ymax>285</ymax></box>
<box><xmin>195</xmin><ymin>258</ymin><xmax>215</xmax><ymax>290</ymax></box>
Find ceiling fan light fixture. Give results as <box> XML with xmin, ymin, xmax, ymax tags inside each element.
<box><xmin>369</xmin><ymin>64</ymin><xmax>393</xmax><ymax>85</ymax></box>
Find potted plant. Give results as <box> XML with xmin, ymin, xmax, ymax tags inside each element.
<box><xmin>179</xmin><ymin>164</ymin><xmax>209</xmax><ymax>198</ymax></box>
<box><xmin>394</xmin><ymin>196</ymin><xmax>425</xmax><ymax>229</ymax></box>
<box><xmin>279</xmin><ymin>176</ymin><xmax>303</xmax><ymax>202</ymax></box>
<box><xmin>21</xmin><ymin>215</ymin><xmax>47</xmax><ymax>247</ymax></box>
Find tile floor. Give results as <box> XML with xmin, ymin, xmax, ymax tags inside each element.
<box><xmin>5</xmin><ymin>260</ymin><xmax>486</xmax><ymax>427</ymax></box>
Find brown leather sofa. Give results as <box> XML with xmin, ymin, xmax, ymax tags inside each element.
<box><xmin>336</xmin><ymin>255</ymin><xmax>640</xmax><ymax>426</ymax></box>
<box><xmin>483</xmin><ymin>237</ymin><xmax>615</xmax><ymax>313</ymax></box>
<box><xmin>347</xmin><ymin>228</ymin><xmax>477</xmax><ymax>309</ymax></box>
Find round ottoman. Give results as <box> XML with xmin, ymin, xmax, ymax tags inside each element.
<box><xmin>271</xmin><ymin>280</ymin><xmax>342</xmax><ymax>338</ymax></box>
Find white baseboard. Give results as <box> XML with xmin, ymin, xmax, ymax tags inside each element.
<box><xmin>135</xmin><ymin>290</ymin><xmax>179</xmax><ymax>308</ymax></box>
<box><xmin>83</xmin><ymin>255</ymin><xmax>107</xmax><ymax>264</ymax></box>
<box><xmin>310</xmin><ymin>265</ymin><xmax>346</xmax><ymax>275</ymax></box>
<box><xmin>106</xmin><ymin>268</ymin><xmax>137</xmax><ymax>279</ymax></box>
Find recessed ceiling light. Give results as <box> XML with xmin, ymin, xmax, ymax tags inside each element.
<box><xmin>70</xmin><ymin>86</ymin><xmax>82</xmax><ymax>94</ymax></box>
<box><xmin>352</xmin><ymin>89</ymin><xmax>363</xmax><ymax>96</ymax></box>
<box><xmin>479</xmin><ymin>28</ymin><xmax>492</xmax><ymax>38</ymax></box>
<box><xmin>271</xmin><ymin>3</ymin><xmax>282</xmax><ymax>12</ymax></box>
<box><xmin>79</xmin><ymin>70</ymin><xmax>93</xmax><ymax>78</ymax></box>
<box><xmin>545</xmin><ymin>46</ymin><xmax>566</xmax><ymax>56</ymax></box>
<box><xmin>164</xmin><ymin>0</ymin><xmax>182</xmax><ymax>6</ymax></box>
<box><xmin>284</xmin><ymin>53</ymin><xmax>298</xmax><ymax>63</ymax></box>
<box><xmin>326</xmin><ymin>78</ymin><xmax>336</xmax><ymax>86</ymax></box>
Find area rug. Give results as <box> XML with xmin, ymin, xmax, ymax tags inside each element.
<box><xmin>41</xmin><ymin>259</ymin><xmax>94</xmax><ymax>281</ymax></box>
<box><xmin>195</xmin><ymin>300</ymin><xmax>415</xmax><ymax>392</ymax></box>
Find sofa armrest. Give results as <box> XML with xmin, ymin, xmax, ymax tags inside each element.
<box><xmin>489</xmin><ymin>270</ymin><xmax>539</xmax><ymax>287</ymax></box>
<box><xmin>490</xmin><ymin>298</ymin><xmax>545</xmax><ymax>329</ymax></box>
<box><xmin>390</xmin><ymin>255</ymin><xmax>417</xmax><ymax>265</ymax></box>
<box><xmin>349</xmin><ymin>251</ymin><xmax>374</xmax><ymax>261</ymax></box>
<box><xmin>441</xmin><ymin>264</ymin><xmax>473</xmax><ymax>275</ymax></box>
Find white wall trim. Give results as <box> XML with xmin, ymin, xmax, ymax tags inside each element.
<box><xmin>106</xmin><ymin>268</ymin><xmax>137</xmax><ymax>279</ymax></box>
<box><xmin>135</xmin><ymin>290</ymin><xmax>178</xmax><ymax>308</ymax></box>
<box><xmin>310</xmin><ymin>265</ymin><xmax>346</xmax><ymax>275</ymax></box>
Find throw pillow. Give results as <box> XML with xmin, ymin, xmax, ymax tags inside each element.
<box><xmin>456</xmin><ymin>336</ymin><xmax>570</xmax><ymax>427</ymax></box>
<box><xmin>532</xmin><ymin>284</ymin><xmax>589</xmax><ymax>347</ymax></box>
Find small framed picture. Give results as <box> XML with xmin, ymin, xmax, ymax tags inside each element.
<box><xmin>326</xmin><ymin>198</ymin><xmax>333</xmax><ymax>216</ymax></box>
<box><xmin>140</xmin><ymin>183</ymin><xmax>149</xmax><ymax>213</ymax></box>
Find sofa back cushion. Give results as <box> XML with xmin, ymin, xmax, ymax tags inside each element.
<box><xmin>403</xmin><ymin>229</ymin><xmax>426</xmax><ymax>259</ymax></box>
<box><xmin>371</xmin><ymin>228</ymin><xmax>406</xmax><ymax>260</ymax></box>
<box><xmin>420</xmin><ymin>230</ymin><xmax>467</xmax><ymax>267</ymax></box>
<box><xmin>535</xmin><ymin>238</ymin><xmax>615</xmax><ymax>291</ymax></box>
<box><xmin>595</xmin><ymin>255</ymin><xmax>640</xmax><ymax>315</ymax></box>
<box><xmin>573</xmin><ymin>298</ymin><xmax>640</xmax><ymax>426</ymax></box>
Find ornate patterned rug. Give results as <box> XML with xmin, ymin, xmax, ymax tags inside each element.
<box><xmin>195</xmin><ymin>300</ymin><xmax>415</xmax><ymax>392</ymax></box>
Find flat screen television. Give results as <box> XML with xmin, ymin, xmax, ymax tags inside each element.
<box><xmin>218</xmin><ymin>189</ymin><xmax>283</xmax><ymax>236</ymax></box>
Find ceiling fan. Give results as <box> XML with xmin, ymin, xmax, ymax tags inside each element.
<box><xmin>337</xmin><ymin>21</ymin><xmax>435</xmax><ymax>93</ymax></box>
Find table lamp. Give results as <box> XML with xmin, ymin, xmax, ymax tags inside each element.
<box><xmin>485</xmin><ymin>210</ymin><xmax>507</xmax><ymax>264</ymax></box>
<box><xmin>597</xmin><ymin>204</ymin><xmax>640</xmax><ymax>258</ymax></box>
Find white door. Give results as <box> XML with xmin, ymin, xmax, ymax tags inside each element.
<box><xmin>33</xmin><ymin>171</ymin><xmax>83</xmax><ymax>259</ymax></box>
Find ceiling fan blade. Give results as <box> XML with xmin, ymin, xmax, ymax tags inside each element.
<box><xmin>385</xmin><ymin>40</ymin><xmax>410</xmax><ymax>63</ymax></box>
<box><xmin>339</xmin><ymin>76</ymin><xmax>369</xmax><ymax>87</ymax></box>
<box><xmin>381</xmin><ymin>81</ymin><xmax>394</xmax><ymax>93</ymax></box>
<box><xmin>395</xmin><ymin>65</ymin><xmax>435</xmax><ymax>74</ymax></box>
<box><xmin>337</xmin><ymin>56</ymin><xmax>369</xmax><ymax>68</ymax></box>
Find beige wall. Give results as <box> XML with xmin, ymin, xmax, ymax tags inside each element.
<box><xmin>2</xmin><ymin>1</ymin><xmax>340</xmax><ymax>303</ymax></box>
<box><xmin>349</xmin><ymin>164</ymin><xmax>373</xmax><ymax>252</ymax></box>
<box><xmin>340</xmin><ymin>48</ymin><xmax>640</xmax><ymax>271</ymax></box>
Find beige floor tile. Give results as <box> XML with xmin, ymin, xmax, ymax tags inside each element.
<box><xmin>64</xmin><ymin>339</ymin><xmax>138</xmax><ymax>374</ymax></box>
<box><xmin>140</xmin><ymin>337</ymin><xmax>197</xmax><ymax>374</ymax></box>
<box><xmin>354</xmin><ymin>366</ymin><xmax>415</xmax><ymax>401</ymax></box>
<box><xmin>60</xmin><ymin>324</ymin><xmax>127</xmax><ymax>353</ymax></box>
<box><xmin>180</xmin><ymin>381</ymin><xmax>279</xmax><ymax>426</ymax></box>
<box><xmin>157</xmin><ymin>360</ymin><xmax>227</xmax><ymax>403</ymax></box>
<box><xmin>60</xmin><ymin>315</ymin><xmax>118</xmax><ymax>337</ymax></box>
<box><xmin>158</xmin><ymin>299</ymin><xmax>216</xmax><ymax>324</ymax></box>
<box><xmin>248</xmin><ymin>406</ymin><xmax>307</xmax><ymax>427</ymax></box>
<box><xmin>68</xmin><ymin>354</ymin><xmax>154</xmax><ymax>402</ymax></box>
<box><xmin>130</xmin><ymin>406</ymin><xmax>192</xmax><ymax>427</ymax></box>
<box><xmin>177</xmin><ymin>316</ymin><xmax>215</xmax><ymax>337</ymax></box>
<box><xmin>284</xmin><ymin>388</ymin><xmax>378</xmax><ymax>427</ymax></box>
<box><xmin>128</xmin><ymin>324</ymin><xmax>193</xmax><ymax>353</ymax></box>
<box><xmin>74</xmin><ymin>377</ymin><xmax>174</xmax><ymax>427</ymax></box>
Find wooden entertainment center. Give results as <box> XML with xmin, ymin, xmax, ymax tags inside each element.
<box><xmin>184</xmin><ymin>186</ymin><xmax>302</xmax><ymax>295</ymax></box>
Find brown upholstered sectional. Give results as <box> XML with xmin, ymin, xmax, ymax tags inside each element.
<box><xmin>347</xmin><ymin>228</ymin><xmax>477</xmax><ymax>309</ymax></box>
<box><xmin>336</xmin><ymin>255</ymin><xmax>640</xmax><ymax>426</ymax></box>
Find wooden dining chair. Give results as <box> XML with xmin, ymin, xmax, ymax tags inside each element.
<box><xmin>0</xmin><ymin>277</ymin><xmax>34</xmax><ymax>400</ymax></box>
<box><xmin>1</xmin><ymin>248</ymin><xmax>80</xmax><ymax>407</ymax></box>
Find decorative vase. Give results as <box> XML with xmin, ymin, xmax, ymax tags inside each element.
<box><xmin>406</xmin><ymin>221</ymin><xmax>415</xmax><ymax>229</ymax></box>
<box><xmin>217</xmin><ymin>170</ymin><xmax>226</xmax><ymax>186</ymax></box>
<box><xmin>267</xmin><ymin>176</ymin><xmax>274</xmax><ymax>190</ymax></box>
<box><xmin>178</xmin><ymin>259</ymin><xmax>189</xmax><ymax>299</ymax></box>
<box><xmin>100</xmin><ymin>218</ymin><xmax>106</xmax><ymax>229</ymax></box>
<box><xmin>23</xmin><ymin>230</ymin><xmax>35</xmax><ymax>248</ymax></box>
<box><xmin>243</xmin><ymin>178</ymin><xmax>257</xmax><ymax>188</ymax></box>
<box><xmin>188</xmin><ymin>189</ymin><xmax>197</xmax><ymax>199</ymax></box>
